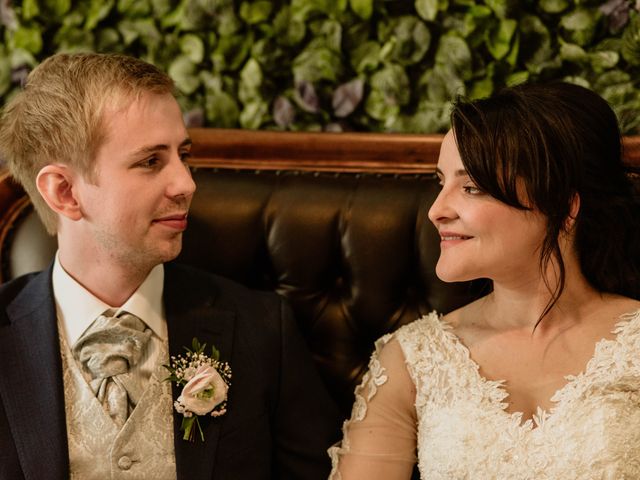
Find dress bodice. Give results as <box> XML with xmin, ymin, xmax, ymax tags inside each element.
<box><xmin>329</xmin><ymin>309</ymin><xmax>640</xmax><ymax>479</ymax></box>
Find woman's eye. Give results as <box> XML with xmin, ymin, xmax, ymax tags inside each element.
<box><xmin>463</xmin><ymin>185</ymin><xmax>482</xmax><ymax>195</ymax></box>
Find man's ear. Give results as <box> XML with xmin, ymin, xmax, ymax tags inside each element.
<box><xmin>36</xmin><ymin>164</ymin><xmax>83</xmax><ymax>221</ymax></box>
<box><xmin>564</xmin><ymin>193</ymin><xmax>581</xmax><ymax>232</ymax></box>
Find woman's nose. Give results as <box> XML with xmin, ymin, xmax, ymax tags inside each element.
<box><xmin>428</xmin><ymin>186</ymin><xmax>457</xmax><ymax>225</ymax></box>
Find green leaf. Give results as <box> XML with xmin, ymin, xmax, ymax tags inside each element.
<box><xmin>365</xmin><ymin>63</ymin><xmax>410</xmax><ymax>121</ymax></box>
<box><xmin>309</xmin><ymin>19</ymin><xmax>342</xmax><ymax>52</ymax></box>
<box><xmin>212</xmin><ymin>34</ymin><xmax>253</xmax><ymax>71</ymax></box>
<box><xmin>240</xmin><ymin>100</ymin><xmax>269</xmax><ymax>129</ymax></box>
<box><xmin>206</xmin><ymin>93</ymin><xmax>240</xmax><ymax>124</ymax></box>
<box><xmin>85</xmin><ymin>0</ymin><xmax>115</xmax><ymax>31</ymax></box>
<box><xmin>622</xmin><ymin>13</ymin><xmax>640</xmax><ymax>66</ymax></box>
<box><xmin>505</xmin><ymin>32</ymin><xmax>519</xmax><ymax>66</ymax></box>
<box><xmin>350</xmin><ymin>0</ymin><xmax>373</xmax><ymax>20</ymax></box>
<box><xmin>539</xmin><ymin>0</ymin><xmax>569</xmax><ymax>14</ymax></box>
<box><xmin>9</xmin><ymin>48</ymin><xmax>37</xmax><ymax>69</ymax></box>
<box><xmin>560</xmin><ymin>41</ymin><xmax>588</xmax><ymax>62</ymax></box>
<box><xmin>350</xmin><ymin>41</ymin><xmax>381</xmax><ymax>73</ymax></box>
<box><xmin>292</xmin><ymin>45</ymin><xmax>343</xmax><ymax>83</ymax></box>
<box><xmin>96</xmin><ymin>28</ymin><xmax>122</xmax><ymax>52</ymax></box>
<box><xmin>12</xmin><ymin>26</ymin><xmax>43</xmax><ymax>55</ymax></box>
<box><xmin>468</xmin><ymin>77</ymin><xmax>494</xmax><ymax>99</ymax></box>
<box><xmin>380</xmin><ymin>16</ymin><xmax>431</xmax><ymax>66</ymax></box>
<box><xmin>180</xmin><ymin>34</ymin><xmax>205</xmax><ymax>64</ymax></box>
<box><xmin>118</xmin><ymin>18</ymin><xmax>161</xmax><ymax>46</ymax></box>
<box><xmin>519</xmin><ymin>15</ymin><xmax>552</xmax><ymax>72</ymax></box>
<box><xmin>485</xmin><ymin>0</ymin><xmax>511</xmax><ymax>19</ymax></box>
<box><xmin>168</xmin><ymin>56</ymin><xmax>201</xmax><ymax>95</ymax></box>
<box><xmin>43</xmin><ymin>0</ymin><xmax>71</xmax><ymax>17</ymax></box>
<box><xmin>0</xmin><ymin>52</ymin><xmax>11</xmax><ymax>97</ymax></box>
<box><xmin>461</xmin><ymin>5</ymin><xmax>492</xmax><ymax>37</ymax></box>
<box><xmin>117</xmin><ymin>0</ymin><xmax>151</xmax><ymax>16</ymax></box>
<box><xmin>291</xmin><ymin>0</ymin><xmax>333</xmax><ymax>20</ymax></box>
<box><xmin>239</xmin><ymin>1</ymin><xmax>272</xmax><ymax>24</ymax></box>
<box><xmin>150</xmin><ymin>0</ymin><xmax>173</xmax><ymax>17</ymax></box>
<box><xmin>560</xmin><ymin>8</ymin><xmax>600</xmax><ymax>46</ymax></box>
<box><xmin>251</xmin><ymin>38</ymin><xmax>287</xmax><ymax>73</ymax></box>
<box><xmin>211</xmin><ymin>345</ymin><xmax>220</xmax><ymax>361</ymax></box>
<box><xmin>53</xmin><ymin>27</ymin><xmax>95</xmax><ymax>53</ymax></box>
<box><xmin>435</xmin><ymin>34</ymin><xmax>472</xmax><ymax>80</ymax></box>
<box><xmin>21</xmin><ymin>0</ymin><xmax>40</xmax><ymax>21</ymax></box>
<box><xmin>505</xmin><ymin>70</ymin><xmax>529</xmax><ymax>86</ymax></box>
<box><xmin>415</xmin><ymin>0</ymin><xmax>438</xmax><ymax>21</ymax></box>
<box><xmin>486</xmin><ymin>18</ymin><xmax>517</xmax><ymax>60</ymax></box>
<box><xmin>274</xmin><ymin>6</ymin><xmax>306</xmax><ymax>46</ymax></box>
<box><xmin>239</xmin><ymin>58</ymin><xmax>263</xmax><ymax>103</ymax></box>
<box><xmin>217</xmin><ymin>6</ymin><xmax>243</xmax><ymax>37</ymax></box>
<box><xmin>365</xmin><ymin>89</ymin><xmax>400</xmax><ymax>122</ymax></box>
<box><xmin>589</xmin><ymin>50</ymin><xmax>619</xmax><ymax>72</ymax></box>
<box><xmin>419</xmin><ymin>65</ymin><xmax>464</xmax><ymax>103</ymax></box>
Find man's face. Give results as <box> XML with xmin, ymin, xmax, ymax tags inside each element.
<box><xmin>73</xmin><ymin>92</ymin><xmax>196</xmax><ymax>272</ymax></box>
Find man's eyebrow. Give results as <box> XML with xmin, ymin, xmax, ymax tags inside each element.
<box><xmin>435</xmin><ymin>167</ymin><xmax>469</xmax><ymax>178</ymax></box>
<box><xmin>130</xmin><ymin>137</ymin><xmax>192</xmax><ymax>157</ymax></box>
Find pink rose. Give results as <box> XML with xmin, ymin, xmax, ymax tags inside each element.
<box><xmin>175</xmin><ymin>364</ymin><xmax>228</xmax><ymax>416</ymax></box>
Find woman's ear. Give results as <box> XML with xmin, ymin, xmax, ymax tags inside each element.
<box><xmin>36</xmin><ymin>164</ymin><xmax>83</xmax><ymax>221</ymax></box>
<box><xmin>564</xmin><ymin>193</ymin><xmax>581</xmax><ymax>232</ymax></box>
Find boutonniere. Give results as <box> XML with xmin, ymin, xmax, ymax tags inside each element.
<box><xmin>164</xmin><ymin>338</ymin><xmax>232</xmax><ymax>442</ymax></box>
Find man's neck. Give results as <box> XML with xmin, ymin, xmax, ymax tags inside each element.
<box><xmin>57</xmin><ymin>249</ymin><xmax>153</xmax><ymax>307</ymax></box>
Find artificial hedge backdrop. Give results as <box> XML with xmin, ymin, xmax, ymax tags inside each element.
<box><xmin>1</xmin><ymin>0</ymin><xmax>639</xmax><ymax>133</ymax></box>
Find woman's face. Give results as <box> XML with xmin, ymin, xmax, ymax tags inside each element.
<box><xmin>428</xmin><ymin>131</ymin><xmax>548</xmax><ymax>286</ymax></box>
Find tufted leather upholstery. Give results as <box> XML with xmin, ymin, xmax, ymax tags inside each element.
<box><xmin>1</xmin><ymin>129</ymin><xmax>638</xmax><ymax>416</ymax></box>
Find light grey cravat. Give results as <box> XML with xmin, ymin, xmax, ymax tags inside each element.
<box><xmin>72</xmin><ymin>311</ymin><xmax>152</xmax><ymax>428</ymax></box>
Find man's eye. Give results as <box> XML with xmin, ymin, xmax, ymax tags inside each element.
<box><xmin>180</xmin><ymin>151</ymin><xmax>192</xmax><ymax>162</ymax></box>
<box><xmin>139</xmin><ymin>157</ymin><xmax>159</xmax><ymax>168</ymax></box>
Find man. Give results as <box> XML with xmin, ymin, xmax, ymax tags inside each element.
<box><xmin>0</xmin><ymin>53</ymin><xmax>339</xmax><ymax>479</ymax></box>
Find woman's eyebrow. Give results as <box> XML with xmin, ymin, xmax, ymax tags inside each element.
<box><xmin>435</xmin><ymin>167</ymin><xmax>469</xmax><ymax>178</ymax></box>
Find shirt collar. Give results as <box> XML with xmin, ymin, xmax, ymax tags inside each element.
<box><xmin>52</xmin><ymin>253</ymin><xmax>167</xmax><ymax>346</ymax></box>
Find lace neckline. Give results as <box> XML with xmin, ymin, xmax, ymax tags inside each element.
<box><xmin>431</xmin><ymin>308</ymin><xmax>640</xmax><ymax>430</ymax></box>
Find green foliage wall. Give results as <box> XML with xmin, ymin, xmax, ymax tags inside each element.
<box><xmin>1</xmin><ymin>0</ymin><xmax>640</xmax><ymax>133</ymax></box>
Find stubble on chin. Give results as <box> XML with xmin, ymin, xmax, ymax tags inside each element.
<box><xmin>94</xmin><ymin>228</ymin><xmax>184</xmax><ymax>274</ymax></box>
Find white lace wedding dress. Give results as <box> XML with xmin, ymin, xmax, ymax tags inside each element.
<box><xmin>329</xmin><ymin>309</ymin><xmax>640</xmax><ymax>479</ymax></box>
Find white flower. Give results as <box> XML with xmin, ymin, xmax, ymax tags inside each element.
<box><xmin>176</xmin><ymin>364</ymin><xmax>228</xmax><ymax>416</ymax></box>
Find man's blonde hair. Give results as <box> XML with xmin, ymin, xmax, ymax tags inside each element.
<box><xmin>0</xmin><ymin>52</ymin><xmax>175</xmax><ymax>234</ymax></box>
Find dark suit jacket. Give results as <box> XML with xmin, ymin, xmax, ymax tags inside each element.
<box><xmin>0</xmin><ymin>262</ymin><xmax>340</xmax><ymax>480</ymax></box>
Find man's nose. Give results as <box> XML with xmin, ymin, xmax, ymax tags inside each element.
<box><xmin>167</xmin><ymin>157</ymin><xmax>197</xmax><ymax>199</ymax></box>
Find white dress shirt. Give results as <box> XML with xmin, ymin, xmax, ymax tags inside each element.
<box><xmin>52</xmin><ymin>253</ymin><xmax>168</xmax><ymax>385</ymax></box>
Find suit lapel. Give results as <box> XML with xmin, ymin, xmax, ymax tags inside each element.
<box><xmin>164</xmin><ymin>264</ymin><xmax>236</xmax><ymax>480</ymax></box>
<box><xmin>0</xmin><ymin>267</ymin><xmax>69</xmax><ymax>480</ymax></box>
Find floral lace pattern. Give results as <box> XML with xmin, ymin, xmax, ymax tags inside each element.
<box><xmin>328</xmin><ymin>333</ymin><xmax>393</xmax><ymax>479</ymax></box>
<box><xmin>398</xmin><ymin>310</ymin><xmax>640</xmax><ymax>480</ymax></box>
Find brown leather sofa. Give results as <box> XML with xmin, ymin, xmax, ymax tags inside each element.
<box><xmin>1</xmin><ymin>129</ymin><xmax>639</xmax><ymax>418</ymax></box>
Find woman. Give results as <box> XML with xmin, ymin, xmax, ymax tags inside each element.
<box><xmin>329</xmin><ymin>82</ymin><xmax>640</xmax><ymax>479</ymax></box>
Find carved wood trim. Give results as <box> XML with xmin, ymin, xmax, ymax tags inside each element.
<box><xmin>188</xmin><ymin>129</ymin><xmax>640</xmax><ymax>173</ymax></box>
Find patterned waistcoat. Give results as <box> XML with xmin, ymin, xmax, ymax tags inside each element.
<box><xmin>59</xmin><ymin>330</ymin><xmax>177</xmax><ymax>479</ymax></box>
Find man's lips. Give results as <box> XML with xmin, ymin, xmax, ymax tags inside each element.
<box><xmin>153</xmin><ymin>213</ymin><xmax>188</xmax><ymax>231</ymax></box>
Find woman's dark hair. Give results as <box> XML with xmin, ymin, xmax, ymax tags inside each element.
<box><xmin>450</xmin><ymin>82</ymin><xmax>640</xmax><ymax>320</ymax></box>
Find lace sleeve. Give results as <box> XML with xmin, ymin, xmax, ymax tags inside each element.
<box><xmin>328</xmin><ymin>335</ymin><xmax>417</xmax><ymax>480</ymax></box>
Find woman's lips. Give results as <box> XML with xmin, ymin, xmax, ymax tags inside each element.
<box><xmin>439</xmin><ymin>231</ymin><xmax>473</xmax><ymax>247</ymax></box>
